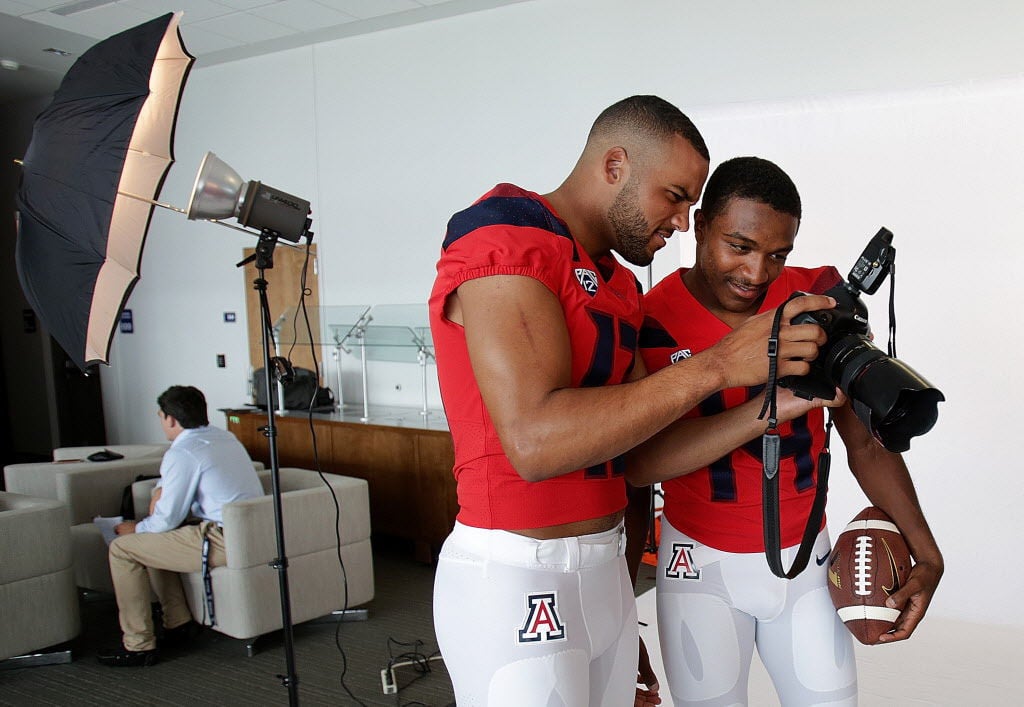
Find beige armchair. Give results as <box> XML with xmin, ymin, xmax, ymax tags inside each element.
<box><xmin>3</xmin><ymin>452</ymin><xmax>165</xmax><ymax>511</ymax></box>
<box><xmin>0</xmin><ymin>492</ymin><xmax>80</xmax><ymax>666</ymax></box>
<box><xmin>133</xmin><ymin>467</ymin><xmax>374</xmax><ymax>654</ymax></box>
<box><xmin>4</xmin><ymin>454</ymin><xmax>166</xmax><ymax>592</ymax></box>
<box><xmin>3</xmin><ymin>451</ymin><xmax>263</xmax><ymax>593</ymax></box>
<box><xmin>51</xmin><ymin>444</ymin><xmax>169</xmax><ymax>462</ymax></box>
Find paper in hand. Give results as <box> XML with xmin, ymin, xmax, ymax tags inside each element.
<box><xmin>93</xmin><ymin>515</ymin><xmax>123</xmax><ymax>545</ymax></box>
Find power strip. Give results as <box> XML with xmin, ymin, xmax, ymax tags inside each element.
<box><xmin>381</xmin><ymin>667</ymin><xmax>396</xmax><ymax>695</ymax></box>
<box><xmin>380</xmin><ymin>655</ymin><xmax>446</xmax><ymax>695</ymax></box>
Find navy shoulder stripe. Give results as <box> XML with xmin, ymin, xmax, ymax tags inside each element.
<box><xmin>639</xmin><ymin>316</ymin><xmax>678</xmax><ymax>348</ymax></box>
<box><xmin>443</xmin><ymin>194</ymin><xmax>572</xmax><ymax>250</ymax></box>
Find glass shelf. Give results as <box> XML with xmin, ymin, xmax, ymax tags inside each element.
<box><xmin>271</xmin><ymin>303</ymin><xmax>436</xmax><ymax>421</ymax></box>
<box><xmin>275</xmin><ymin>304</ymin><xmax>432</xmax><ymax>363</ymax></box>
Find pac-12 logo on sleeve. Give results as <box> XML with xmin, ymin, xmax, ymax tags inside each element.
<box><xmin>517</xmin><ymin>592</ymin><xmax>567</xmax><ymax>643</ymax></box>
<box><xmin>670</xmin><ymin>348</ymin><xmax>692</xmax><ymax>364</ymax></box>
<box><xmin>575</xmin><ymin>268</ymin><xmax>599</xmax><ymax>296</ymax></box>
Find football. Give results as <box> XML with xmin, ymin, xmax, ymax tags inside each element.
<box><xmin>827</xmin><ymin>506</ymin><xmax>913</xmax><ymax>644</ymax></box>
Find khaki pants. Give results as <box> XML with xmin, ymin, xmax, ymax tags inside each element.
<box><xmin>108</xmin><ymin>521</ymin><xmax>226</xmax><ymax>651</ymax></box>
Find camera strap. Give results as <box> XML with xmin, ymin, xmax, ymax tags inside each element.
<box><xmin>888</xmin><ymin>258</ymin><xmax>897</xmax><ymax>358</ymax></box>
<box><xmin>759</xmin><ymin>297</ymin><xmax>834</xmax><ymax>579</ymax></box>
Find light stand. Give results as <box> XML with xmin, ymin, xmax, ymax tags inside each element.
<box><xmin>163</xmin><ymin>151</ymin><xmax>315</xmax><ymax>704</ymax></box>
<box><xmin>237</xmin><ymin>228</ymin><xmax>306</xmax><ymax>706</ymax></box>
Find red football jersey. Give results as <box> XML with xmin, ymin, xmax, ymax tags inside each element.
<box><xmin>640</xmin><ymin>265</ymin><xmax>842</xmax><ymax>552</ymax></box>
<box><xmin>429</xmin><ymin>184</ymin><xmax>643</xmax><ymax>530</ymax></box>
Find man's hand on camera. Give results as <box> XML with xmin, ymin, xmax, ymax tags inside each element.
<box><xmin>710</xmin><ymin>294</ymin><xmax>835</xmax><ymax>388</ymax></box>
<box><xmin>775</xmin><ymin>386</ymin><xmax>847</xmax><ymax>424</ymax></box>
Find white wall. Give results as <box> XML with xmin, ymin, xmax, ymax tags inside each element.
<box><xmin>683</xmin><ymin>82</ymin><xmax>1024</xmax><ymax>630</ymax></box>
<box><xmin>96</xmin><ymin>0</ymin><xmax>1024</xmax><ymax>626</ymax></box>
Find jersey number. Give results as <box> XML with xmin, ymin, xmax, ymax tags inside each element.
<box><xmin>700</xmin><ymin>388</ymin><xmax>815</xmax><ymax>501</ymax></box>
<box><xmin>583</xmin><ymin>310</ymin><xmax>637</xmax><ymax>479</ymax></box>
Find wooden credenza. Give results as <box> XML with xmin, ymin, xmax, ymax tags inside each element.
<box><xmin>224</xmin><ymin>406</ymin><xmax>457</xmax><ymax>563</ymax></box>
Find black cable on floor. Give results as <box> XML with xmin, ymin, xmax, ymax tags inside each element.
<box><xmin>294</xmin><ymin>240</ymin><xmax>365</xmax><ymax>707</ymax></box>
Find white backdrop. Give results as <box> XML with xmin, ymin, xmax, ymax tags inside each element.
<box><xmin>96</xmin><ymin>0</ymin><xmax>1024</xmax><ymax>627</ymax></box>
<box><xmin>678</xmin><ymin>82</ymin><xmax>1024</xmax><ymax>629</ymax></box>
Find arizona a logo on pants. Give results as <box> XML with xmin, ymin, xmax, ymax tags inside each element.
<box><xmin>517</xmin><ymin>592</ymin><xmax>567</xmax><ymax>643</ymax></box>
<box><xmin>665</xmin><ymin>542</ymin><xmax>701</xmax><ymax>580</ymax></box>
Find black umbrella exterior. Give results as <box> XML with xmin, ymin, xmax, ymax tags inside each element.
<box><xmin>15</xmin><ymin>12</ymin><xmax>194</xmax><ymax>370</ymax></box>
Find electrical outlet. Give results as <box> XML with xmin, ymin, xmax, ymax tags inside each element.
<box><xmin>381</xmin><ymin>668</ymin><xmax>396</xmax><ymax>695</ymax></box>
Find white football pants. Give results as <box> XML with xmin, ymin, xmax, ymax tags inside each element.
<box><xmin>656</xmin><ymin>517</ymin><xmax>857</xmax><ymax>706</ymax></box>
<box><xmin>434</xmin><ymin>521</ymin><xmax>638</xmax><ymax>706</ymax></box>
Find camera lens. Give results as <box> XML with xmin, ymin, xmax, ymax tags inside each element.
<box><xmin>822</xmin><ymin>335</ymin><xmax>887</xmax><ymax>392</ymax></box>
<box><xmin>846</xmin><ymin>356</ymin><xmax>945</xmax><ymax>452</ymax></box>
<box><xmin>777</xmin><ymin>285</ymin><xmax>944</xmax><ymax>451</ymax></box>
<box><xmin>815</xmin><ymin>334</ymin><xmax>943</xmax><ymax>452</ymax></box>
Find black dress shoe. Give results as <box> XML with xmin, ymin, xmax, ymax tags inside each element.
<box><xmin>97</xmin><ymin>646</ymin><xmax>159</xmax><ymax>667</ymax></box>
<box><xmin>159</xmin><ymin>620</ymin><xmax>200</xmax><ymax>648</ymax></box>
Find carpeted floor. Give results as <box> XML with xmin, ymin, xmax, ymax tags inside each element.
<box><xmin>1</xmin><ymin>537</ymin><xmax>660</xmax><ymax>707</ymax></box>
<box><xmin>0</xmin><ymin>538</ymin><xmax>455</xmax><ymax>706</ymax></box>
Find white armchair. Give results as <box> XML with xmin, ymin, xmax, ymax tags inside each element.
<box><xmin>3</xmin><ymin>453</ymin><xmax>165</xmax><ymax>511</ymax></box>
<box><xmin>4</xmin><ymin>454</ymin><xmax>166</xmax><ymax>592</ymax></box>
<box><xmin>134</xmin><ymin>467</ymin><xmax>374</xmax><ymax>653</ymax></box>
<box><xmin>3</xmin><ymin>451</ymin><xmax>263</xmax><ymax>593</ymax></box>
<box><xmin>0</xmin><ymin>492</ymin><xmax>80</xmax><ymax>665</ymax></box>
<box><xmin>51</xmin><ymin>444</ymin><xmax>169</xmax><ymax>462</ymax></box>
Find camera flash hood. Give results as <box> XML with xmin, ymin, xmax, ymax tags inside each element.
<box><xmin>849</xmin><ymin>356</ymin><xmax>945</xmax><ymax>452</ymax></box>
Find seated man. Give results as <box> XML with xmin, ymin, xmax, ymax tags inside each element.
<box><xmin>98</xmin><ymin>385</ymin><xmax>264</xmax><ymax>667</ymax></box>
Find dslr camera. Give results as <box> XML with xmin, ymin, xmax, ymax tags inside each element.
<box><xmin>781</xmin><ymin>228</ymin><xmax>944</xmax><ymax>452</ymax></box>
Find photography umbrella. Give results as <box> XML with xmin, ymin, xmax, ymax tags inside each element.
<box><xmin>15</xmin><ymin>12</ymin><xmax>194</xmax><ymax>370</ymax></box>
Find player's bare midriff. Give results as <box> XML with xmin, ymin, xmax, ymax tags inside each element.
<box><xmin>509</xmin><ymin>509</ymin><xmax>625</xmax><ymax>540</ymax></box>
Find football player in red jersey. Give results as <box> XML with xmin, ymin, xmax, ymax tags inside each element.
<box><xmin>429</xmin><ymin>98</ymin><xmax>836</xmax><ymax>706</ymax></box>
<box><xmin>630</xmin><ymin>156</ymin><xmax>944</xmax><ymax>706</ymax></box>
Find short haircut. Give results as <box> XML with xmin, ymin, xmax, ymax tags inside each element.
<box><xmin>588</xmin><ymin>95</ymin><xmax>710</xmax><ymax>162</ymax></box>
<box><xmin>700</xmin><ymin>156</ymin><xmax>802</xmax><ymax>223</ymax></box>
<box><xmin>157</xmin><ymin>385</ymin><xmax>209</xmax><ymax>429</ymax></box>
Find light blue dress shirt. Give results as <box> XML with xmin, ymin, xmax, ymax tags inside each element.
<box><xmin>135</xmin><ymin>425</ymin><xmax>263</xmax><ymax>534</ymax></box>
